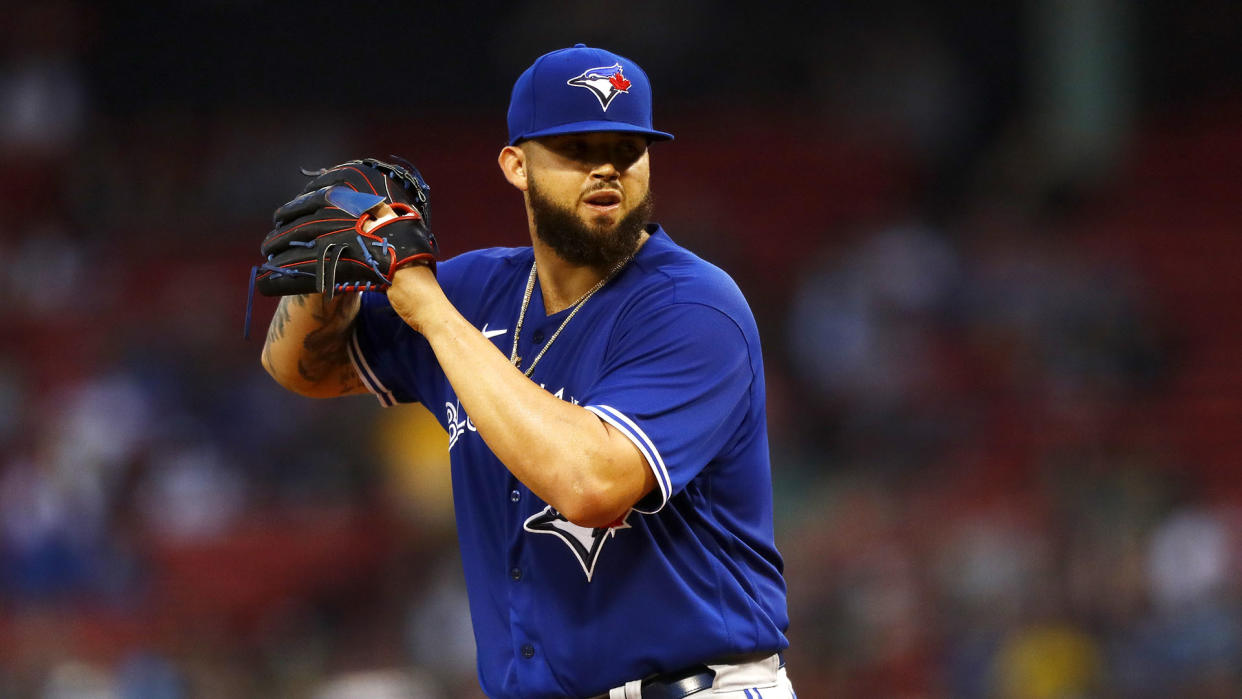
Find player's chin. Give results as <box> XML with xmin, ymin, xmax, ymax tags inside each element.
<box><xmin>582</xmin><ymin>208</ymin><xmax>624</xmax><ymax>231</ymax></box>
<box><xmin>587</xmin><ymin>216</ymin><xmax>619</xmax><ymax>233</ymax></box>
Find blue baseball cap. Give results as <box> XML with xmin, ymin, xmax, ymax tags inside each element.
<box><xmin>507</xmin><ymin>44</ymin><xmax>674</xmax><ymax>145</ymax></box>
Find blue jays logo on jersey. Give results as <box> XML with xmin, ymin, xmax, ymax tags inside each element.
<box><xmin>524</xmin><ymin>506</ymin><xmax>631</xmax><ymax>581</ymax></box>
<box><xmin>566</xmin><ymin>63</ymin><xmax>632</xmax><ymax>111</ymax></box>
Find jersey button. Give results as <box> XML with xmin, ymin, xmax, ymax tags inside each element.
<box><xmin>510</xmin><ymin>567</ymin><xmax>522</xmax><ymax>581</ymax></box>
<box><xmin>532</xmin><ymin>329</ymin><xmax>545</xmax><ymax>344</ymax></box>
<box><xmin>521</xmin><ymin>644</ymin><xmax>535</xmax><ymax>659</ymax></box>
<box><xmin>510</xmin><ymin>490</ymin><xmax>521</xmax><ymax>502</ymax></box>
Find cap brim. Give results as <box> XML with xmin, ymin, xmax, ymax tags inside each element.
<box><xmin>512</xmin><ymin>120</ymin><xmax>674</xmax><ymax>145</ymax></box>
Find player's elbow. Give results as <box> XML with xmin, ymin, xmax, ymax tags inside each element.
<box><xmin>555</xmin><ymin>467</ymin><xmax>645</xmax><ymax>529</ymax></box>
<box><xmin>554</xmin><ymin>427</ymin><xmax>654</xmax><ymax>527</ymax></box>
<box><xmin>262</xmin><ymin>358</ymin><xmax>300</xmax><ymax>395</ymax></box>
<box><xmin>558</xmin><ymin>491</ymin><xmax>631</xmax><ymax>529</ymax></box>
<box><xmin>261</xmin><ymin>352</ymin><xmax>328</xmax><ymax>398</ymax></box>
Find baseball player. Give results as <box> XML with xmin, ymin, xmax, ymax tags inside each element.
<box><xmin>258</xmin><ymin>44</ymin><xmax>793</xmax><ymax>699</ymax></box>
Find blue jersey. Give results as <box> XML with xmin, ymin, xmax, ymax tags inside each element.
<box><xmin>348</xmin><ymin>225</ymin><xmax>788</xmax><ymax>698</ymax></box>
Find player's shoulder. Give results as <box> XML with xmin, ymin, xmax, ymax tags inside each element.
<box><xmin>441</xmin><ymin>245</ymin><xmax>530</xmax><ymax>271</ymax></box>
<box><xmin>630</xmin><ymin>225</ymin><xmax>752</xmax><ymax>320</ymax></box>
<box><xmin>437</xmin><ymin>245</ymin><xmax>531</xmax><ymax>287</ymax></box>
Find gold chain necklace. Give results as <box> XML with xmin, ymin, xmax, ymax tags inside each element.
<box><xmin>509</xmin><ymin>255</ymin><xmax>632</xmax><ymax>377</ymax></box>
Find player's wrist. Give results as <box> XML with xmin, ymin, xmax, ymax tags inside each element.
<box><xmin>388</xmin><ymin>265</ymin><xmax>448</xmax><ymax>335</ymax></box>
<box><xmin>291</xmin><ymin>291</ymin><xmax>360</xmax><ymax>326</ymax></box>
<box><xmin>323</xmin><ymin>290</ymin><xmax>362</xmax><ymax>318</ymax></box>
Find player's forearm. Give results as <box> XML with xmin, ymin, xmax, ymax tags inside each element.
<box><xmin>409</xmin><ymin>287</ymin><xmax>647</xmax><ymax>526</ymax></box>
<box><xmin>261</xmin><ymin>294</ymin><xmax>366</xmax><ymax>398</ymax></box>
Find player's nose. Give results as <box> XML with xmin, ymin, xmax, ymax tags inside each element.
<box><xmin>590</xmin><ymin>160</ymin><xmax>620</xmax><ymax>181</ymax></box>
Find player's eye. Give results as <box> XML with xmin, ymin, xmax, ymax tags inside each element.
<box><xmin>615</xmin><ymin>140</ymin><xmax>644</xmax><ymax>165</ymax></box>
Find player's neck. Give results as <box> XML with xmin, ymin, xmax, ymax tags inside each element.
<box><xmin>531</xmin><ymin>230</ymin><xmax>648</xmax><ymax>315</ymax></box>
<box><xmin>531</xmin><ymin>246</ymin><xmax>609</xmax><ymax>316</ymax></box>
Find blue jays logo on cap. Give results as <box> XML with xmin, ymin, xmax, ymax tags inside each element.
<box><xmin>506</xmin><ymin>44</ymin><xmax>674</xmax><ymax>145</ymax></box>
<box><xmin>567</xmin><ymin>63</ymin><xmax>632</xmax><ymax>111</ymax></box>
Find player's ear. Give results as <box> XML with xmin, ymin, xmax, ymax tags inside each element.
<box><xmin>498</xmin><ymin>145</ymin><xmax>528</xmax><ymax>192</ymax></box>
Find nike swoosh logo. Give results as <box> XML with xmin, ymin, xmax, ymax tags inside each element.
<box><xmin>481</xmin><ymin>324</ymin><xmax>508</xmax><ymax>339</ymax></box>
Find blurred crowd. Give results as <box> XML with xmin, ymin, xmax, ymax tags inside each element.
<box><xmin>1</xmin><ymin>1</ymin><xmax>1240</xmax><ymax>698</ymax></box>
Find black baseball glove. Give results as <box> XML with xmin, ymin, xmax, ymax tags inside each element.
<box><xmin>252</xmin><ymin>157</ymin><xmax>437</xmax><ymax>299</ymax></box>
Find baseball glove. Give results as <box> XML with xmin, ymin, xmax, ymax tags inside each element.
<box><xmin>252</xmin><ymin>157</ymin><xmax>437</xmax><ymax>299</ymax></box>
<box><xmin>243</xmin><ymin>157</ymin><xmax>437</xmax><ymax>338</ymax></box>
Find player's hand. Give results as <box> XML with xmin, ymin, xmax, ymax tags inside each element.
<box><xmin>387</xmin><ymin>263</ymin><xmax>445</xmax><ymax>335</ymax></box>
<box><xmin>252</xmin><ymin>157</ymin><xmax>436</xmax><ymax>300</ymax></box>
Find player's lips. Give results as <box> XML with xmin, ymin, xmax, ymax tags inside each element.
<box><xmin>583</xmin><ymin>189</ymin><xmax>623</xmax><ymax>212</ymax></box>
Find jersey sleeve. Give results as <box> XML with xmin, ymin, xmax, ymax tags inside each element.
<box><xmin>347</xmin><ymin>291</ymin><xmax>436</xmax><ymax>407</ymax></box>
<box><xmin>580</xmin><ymin>302</ymin><xmax>754</xmax><ymax>514</ymax></box>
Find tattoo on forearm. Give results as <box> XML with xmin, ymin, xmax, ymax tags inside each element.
<box><xmin>337</xmin><ymin>364</ymin><xmax>364</xmax><ymax>393</ymax></box>
<box><xmin>263</xmin><ymin>293</ymin><xmax>359</xmax><ymax>389</ymax></box>
<box><xmin>261</xmin><ymin>299</ymin><xmax>292</xmax><ymax>374</ymax></box>
<box><xmin>298</xmin><ymin>315</ymin><xmax>354</xmax><ymax>384</ymax></box>
<box><xmin>267</xmin><ymin>297</ymin><xmax>293</xmax><ymax>345</ymax></box>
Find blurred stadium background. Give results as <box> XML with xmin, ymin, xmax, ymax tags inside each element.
<box><xmin>1</xmin><ymin>1</ymin><xmax>1240</xmax><ymax>697</ymax></box>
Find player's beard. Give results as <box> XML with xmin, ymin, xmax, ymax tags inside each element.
<box><xmin>528</xmin><ymin>178</ymin><xmax>653</xmax><ymax>271</ymax></box>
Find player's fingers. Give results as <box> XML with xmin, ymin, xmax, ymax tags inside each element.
<box><xmin>253</xmin><ymin>250</ymin><xmax>320</xmax><ymax>296</ymax></box>
<box><xmin>274</xmin><ymin>186</ymin><xmax>386</xmax><ymax>229</ymax></box>
<box><xmin>301</xmin><ymin>163</ymin><xmax>382</xmax><ymax>197</ymax></box>
<box><xmin>261</xmin><ymin>212</ymin><xmax>356</xmax><ymax>256</ymax></box>
<box><xmin>273</xmin><ymin>186</ymin><xmax>336</xmax><ymax>225</ymax></box>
